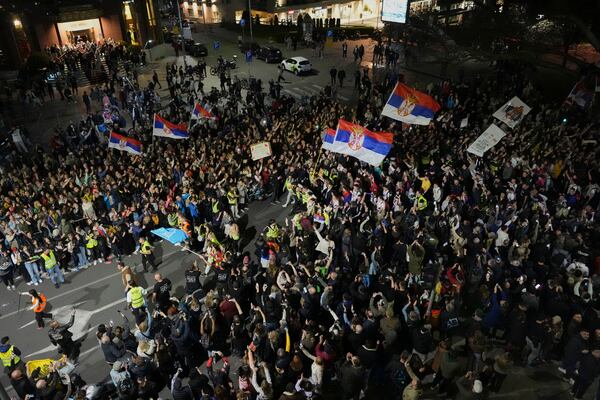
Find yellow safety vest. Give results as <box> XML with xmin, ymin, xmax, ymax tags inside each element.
<box><xmin>285</xmin><ymin>178</ymin><xmax>293</xmax><ymax>190</ymax></box>
<box><xmin>302</xmin><ymin>192</ymin><xmax>311</xmax><ymax>204</ymax></box>
<box><xmin>324</xmin><ymin>212</ymin><xmax>330</xmax><ymax>226</ymax></box>
<box><xmin>0</xmin><ymin>346</ymin><xmax>20</xmax><ymax>368</ymax></box>
<box><xmin>129</xmin><ymin>287</ymin><xmax>144</xmax><ymax>308</ymax></box>
<box><xmin>86</xmin><ymin>235</ymin><xmax>98</xmax><ymax>249</ymax></box>
<box><xmin>168</xmin><ymin>213</ymin><xmax>178</xmax><ymax>226</ymax></box>
<box><xmin>212</xmin><ymin>201</ymin><xmax>220</xmax><ymax>214</ymax></box>
<box><xmin>266</xmin><ymin>225</ymin><xmax>279</xmax><ymax>240</ymax></box>
<box><xmin>140</xmin><ymin>240</ymin><xmax>152</xmax><ymax>255</ymax></box>
<box><xmin>40</xmin><ymin>251</ymin><xmax>57</xmax><ymax>270</ymax></box>
<box><xmin>227</xmin><ymin>191</ymin><xmax>237</xmax><ymax>205</ymax></box>
<box><xmin>417</xmin><ymin>195</ymin><xmax>428</xmax><ymax>211</ymax></box>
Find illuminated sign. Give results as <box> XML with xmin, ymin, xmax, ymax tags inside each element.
<box><xmin>381</xmin><ymin>0</ymin><xmax>408</xmax><ymax>23</ymax></box>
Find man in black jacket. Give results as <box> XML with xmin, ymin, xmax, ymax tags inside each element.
<box><xmin>10</xmin><ymin>369</ymin><xmax>35</xmax><ymax>399</ymax></box>
<box><xmin>572</xmin><ymin>348</ymin><xmax>600</xmax><ymax>399</ymax></box>
<box><xmin>48</xmin><ymin>310</ymin><xmax>80</xmax><ymax>362</ymax></box>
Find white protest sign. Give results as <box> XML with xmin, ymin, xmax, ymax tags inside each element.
<box><xmin>460</xmin><ymin>117</ymin><xmax>468</xmax><ymax>128</ymax></box>
<box><xmin>250</xmin><ymin>142</ymin><xmax>272</xmax><ymax>161</ymax></box>
<box><xmin>492</xmin><ymin>96</ymin><xmax>531</xmax><ymax>129</ymax></box>
<box><xmin>467</xmin><ymin>124</ymin><xmax>506</xmax><ymax>157</ymax></box>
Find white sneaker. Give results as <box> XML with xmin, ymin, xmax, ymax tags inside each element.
<box><xmin>558</xmin><ymin>367</ymin><xmax>566</xmax><ymax>374</ymax></box>
<box><xmin>34</xmin><ymin>282</ymin><xmax>39</xmax><ymax>286</ymax></box>
<box><xmin>6</xmin><ymin>286</ymin><xmax>12</xmax><ymax>291</ymax></box>
<box><xmin>27</xmin><ymin>282</ymin><xmax>32</xmax><ymax>286</ymax></box>
<box><xmin>11</xmin><ymin>285</ymin><xmax>16</xmax><ymax>290</ymax></box>
<box><xmin>93</xmin><ymin>260</ymin><xmax>98</xmax><ymax>266</ymax></box>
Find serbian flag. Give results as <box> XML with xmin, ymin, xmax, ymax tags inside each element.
<box><xmin>565</xmin><ymin>80</ymin><xmax>594</xmax><ymax>108</ymax></box>
<box><xmin>330</xmin><ymin>120</ymin><xmax>393</xmax><ymax>166</ymax></box>
<box><xmin>153</xmin><ymin>114</ymin><xmax>189</xmax><ymax>139</ymax></box>
<box><xmin>108</xmin><ymin>132</ymin><xmax>142</xmax><ymax>155</ymax></box>
<box><xmin>381</xmin><ymin>83</ymin><xmax>441</xmax><ymax>125</ymax></box>
<box><xmin>191</xmin><ymin>103</ymin><xmax>215</xmax><ymax>119</ymax></box>
<box><xmin>321</xmin><ymin>128</ymin><xmax>336</xmax><ymax>151</ymax></box>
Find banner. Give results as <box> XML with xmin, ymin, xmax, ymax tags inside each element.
<box><xmin>492</xmin><ymin>96</ymin><xmax>531</xmax><ymax>129</ymax></box>
<box><xmin>467</xmin><ymin>124</ymin><xmax>506</xmax><ymax>157</ymax></box>
<box><xmin>251</xmin><ymin>142</ymin><xmax>272</xmax><ymax>161</ymax></box>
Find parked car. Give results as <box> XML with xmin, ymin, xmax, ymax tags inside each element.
<box><xmin>280</xmin><ymin>57</ymin><xmax>312</xmax><ymax>75</ymax></box>
<box><xmin>184</xmin><ymin>39</ymin><xmax>208</xmax><ymax>57</ymax></box>
<box><xmin>239</xmin><ymin>42</ymin><xmax>261</xmax><ymax>55</ymax></box>
<box><xmin>256</xmin><ymin>46</ymin><xmax>283</xmax><ymax>63</ymax></box>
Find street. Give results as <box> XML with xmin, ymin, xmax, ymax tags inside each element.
<box><xmin>0</xmin><ymin>195</ymin><xmax>291</xmax><ymax>396</ymax></box>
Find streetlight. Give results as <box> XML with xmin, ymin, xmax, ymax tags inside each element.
<box><xmin>177</xmin><ymin>0</ymin><xmax>188</xmax><ymax>66</ymax></box>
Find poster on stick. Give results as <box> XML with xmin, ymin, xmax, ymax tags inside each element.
<box><xmin>492</xmin><ymin>96</ymin><xmax>531</xmax><ymax>129</ymax></box>
<box><xmin>251</xmin><ymin>142</ymin><xmax>272</xmax><ymax>161</ymax></box>
<box><xmin>467</xmin><ymin>124</ymin><xmax>506</xmax><ymax>157</ymax></box>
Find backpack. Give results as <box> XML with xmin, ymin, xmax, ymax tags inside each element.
<box><xmin>117</xmin><ymin>376</ymin><xmax>133</xmax><ymax>393</ymax></box>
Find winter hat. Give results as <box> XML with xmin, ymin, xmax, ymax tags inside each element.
<box><xmin>473</xmin><ymin>379</ymin><xmax>483</xmax><ymax>393</ymax></box>
<box><xmin>113</xmin><ymin>360</ymin><xmax>123</xmax><ymax>371</ymax></box>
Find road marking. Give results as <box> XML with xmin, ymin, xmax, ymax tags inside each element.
<box><xmin>339</xmin><ymin>95</ymin><xmax>349</xmax><ymax>101</ymax></box>
<box><xmin>24</xmin><ymin>295</ymin><xmax>129</xmax><ymax>358</ymax></box>
<box><xmin>283</xmin><ymin>89</ymin><xmax>300</xmax><ymax>99</ymax></box>
<box><xmin>19</xmin><ymin>301</ymin><xmax>87</xmax><ymax>329</ymax></box>
<box><xmin>0</xmin><ymin>247</ymin><xmax>180</xmax><ymax>321</ymax></box>
<box><xmin>311</xmin><ymin>84</ymin><xmax>323</xmax><ymax>90</ymax></box>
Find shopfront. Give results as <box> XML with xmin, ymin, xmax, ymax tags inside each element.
<box><xmin>57</xmin><ymin>18</ymin><xmax>103</xmax><ymax>45</ymax></box>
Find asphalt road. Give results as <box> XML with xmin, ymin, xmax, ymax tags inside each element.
<box><xmin>0</xmin><ymin>196</ymin><xmax>291</xmax><ymax>395</ymax></box>
<box><xmin>142</xmin><ymin>28</ymin><xmax>386</xmax><ymax>106</ymax></box>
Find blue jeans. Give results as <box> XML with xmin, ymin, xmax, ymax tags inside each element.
<box><xmin>78</xmin><ymin>246</ymin><xmax>88</xmax><ymax>267</ymax></box>
<box><xmin>46</xmin><ymin>264</ymin><xmax>65</xmax><ymax>285</ymax></box>
<box><xmin>25</xmin><ymin>261</ymin><xmax>41</xmax><ymax>284</ymax></box>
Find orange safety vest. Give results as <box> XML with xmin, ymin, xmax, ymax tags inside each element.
<box><xmin>180</xmin><ymin>219</ymin><xmax>192</xmax><ymax>237</ymax></box>
<box><xmin>33</xmin><ymin>293</ymin><xmax>47</xmax><ymax>313</ymax></box>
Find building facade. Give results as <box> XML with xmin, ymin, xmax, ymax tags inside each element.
<box><xmin>0</xmin><ymin>0</ymin><xmax>160</xmax><ymax>69</ymax></box>
<box><xmin>179</xmin><ymin>0</ymin><xmax>474</xmax><ymax>28</ymax></box>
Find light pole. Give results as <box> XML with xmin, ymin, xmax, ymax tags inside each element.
<box><xmin>176</xmin><ymin>0</ymin><xmax>187</xmax><ymax>66</ymax></box>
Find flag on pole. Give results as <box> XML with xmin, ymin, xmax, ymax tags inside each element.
<box><xmin>321</xmin><ymin>128</ymin><xmax>337</xmax><ymax>151</ymax></box>
<box><xmin>565</xmin><ymin>80</ymin><xmax>594</xmax><ymax>108</ymax></box>
<box><xmin>151</xmin><ymin>227</ymin><xmax>188</xmax><ymax>244</ymax></box>
<box><xmin>327</xmin><ymin>119</ymin><xmax>393</xmax><ymax>166</ymax></box>
<box><xmin>381</xmin><ymin>83</ymin><xmax>441</xmax><ymax>125</ymax></box>
<box><xmin>191</xmin><ymin>103</ymin><xmax>215</xmax><ymax>119</ymax></box>
<box><xmin>108</xmin><ymin>132</ymin><xmax>142</xmax><ymax>156</ymax></box>
<box><xmin>153</xmin><ymin>114</ymin><xmax>189</xmax><ymax>139</ymax></box>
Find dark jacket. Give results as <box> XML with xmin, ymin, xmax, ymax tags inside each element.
<box><xmin>101</xmin><ymin>341</ymin><xmax>126</xmax><ymax>363</ymax></box>
<box><xmin>48</xmin><ymin>314</ymin><xmax>75</xmax><ymax>346</ymax></box>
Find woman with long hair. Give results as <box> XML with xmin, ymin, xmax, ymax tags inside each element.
<box><xmin>20</xmin><ymin>289</ymin><xmax>52</xmax><ymax>329</ymax></box>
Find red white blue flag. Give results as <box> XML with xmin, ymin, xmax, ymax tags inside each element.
<box><xmin>153</xmin><ymin>114</ymin><xmax>189</xmax><ymax>139</ymax></box>
<box><xmin>191</xmin><ymin>103</ymin><xmax>215</xmax><ymax>120</ymax></box>
<box><xmin>326</xmin><ymin>119</ymin><xmax>394</xmax><ymax>166</ymax></box>
<box><xmin>108</xmin><ymin>132</ymin><xmax>142</xmax><ymax>156</ymax></box>
<box><xmin>382</xmin><ymin>83</ymin><xmax>441</xmax><ymax>125</ymax></box>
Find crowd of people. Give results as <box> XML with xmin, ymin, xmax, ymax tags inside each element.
<box><xmin>0</xmin><ymin>32</ymin><xmax>599</xmax><ymax>400</ymax></box>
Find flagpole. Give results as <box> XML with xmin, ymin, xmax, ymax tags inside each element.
<box><xmin>311</xmin><ymin>147</ymin><xmax>323</xmax><ymax>177</ymax></box>
<box><xmin>151</xmin><ymin>113</ymin><xmax>156</xmax><ymax>153</ymax></box>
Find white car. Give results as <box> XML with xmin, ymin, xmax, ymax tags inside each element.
<box><xmin>280</xmin><ymin>57</ymin><xmax>312</xmax><ymax>75</ymax></box>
